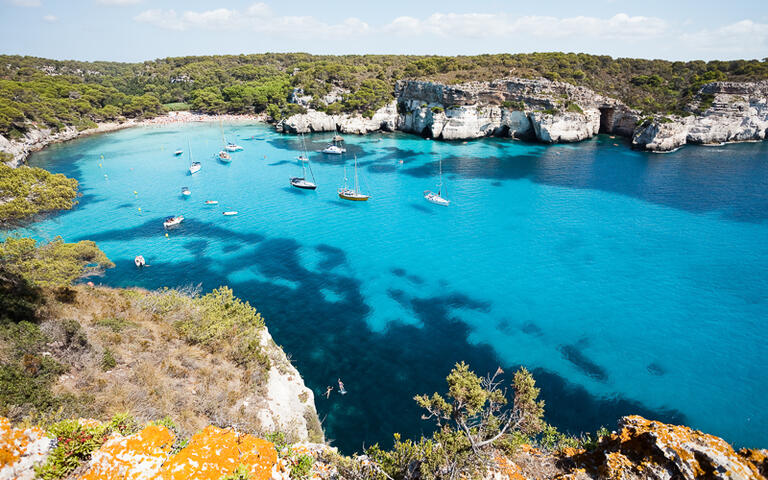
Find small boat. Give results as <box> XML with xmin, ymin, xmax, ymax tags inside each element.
<box><xmin>423</xmin><ymin>157</ymin><xmax>450</xmax><ymax>206</ymax></box>
<box><xmin>181</xmin><ymin>186</ymin><xmax>191</xmax><ymax>196</ymax></box>
<box><xmin>291</xmin><ymin>142</ymin><xmax>317</xmax><ymax>190</ymax></box>
<box><xmin>322</xmin><ymin>144</ymin><xmax>346</xmax><ymax>155</ymax></box>
<box><xmin>218</xmin><ymin>151</ymin><xmax>232</xmax><ymax>162</ymax></box>
<box><xmin>322</xmin><ymin>135</ymin><xmax>346</xmax><ymax>155</ymax></box>
<box><xmin>134</xmin><ymin>255</ymin><xmax>146</xmax><ymax>267</ymax></box>
<box><xmin>163</xmin><ymin>215</ymin><xmax>184</xmax><ymax>228</ymax></box>
<box><xmin>204</xmin><ymin>200</ymin><xmax>219</xmax><ymax>205</ymax></box>
<box><xmin>220</xmin><ymin>121</ymin><xmax>243</xmax><ymax>153</ymax></box>
<box><xmin>290</xmin><ymin>177</ymin><xmax>317</xmax><ymax>190</ymax></box>
<box><xmin>174</xmin><ymin>149</ymin><xmax>183</xmax><ymax>156</ymax></box>
<box><xmin>223</xmin><ymin>211</ymin><xmax>238</xmax><ymax>216</ymax></box>
<box><xmin>225</xmin><ymin>143</ymin><xmax>244</xmax><ymax>152</ymax></box>
<box><xmin>338</xmin><ymin>156</ymin><xmax>369</xmax><ymax>201</ymax></box>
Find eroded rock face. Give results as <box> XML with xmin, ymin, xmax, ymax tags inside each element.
<box><xmin>0</xmin><ymin>417</ymin><xmax>53</xmax><ymax>480</ymax></box>
<box><xmin>529</xmin><ymin>109</ymin><xmax>601</xmax><ymax>143</ymax></box>
<box><xmin>575</xmin><ymin>415</ymin><xmax>767</xmax><ymax>480</ymax></box>
<box><xmin>632</xmin><ymin>118</ymin><xmax>694</xmax><ymax>152</ymax></box>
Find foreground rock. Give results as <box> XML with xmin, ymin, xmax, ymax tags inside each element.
<box><xmin>0</xmin><ymin>418</ymin><xmax>54</xmax><ymax>480</ymax></box>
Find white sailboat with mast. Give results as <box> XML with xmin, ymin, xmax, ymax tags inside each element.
<box><xmin>290</xmin><ymin>152</ymin><xmax>317</xmax><ymax>190</ymax></box>
<box><xmin>338</xmin><ymin>155</ymin><xmax>369</xmax><ymax>201</ymax></box>
<box><xmin>188</xmin><ymin>139</ymin><xmax>201</xmax><ymax>174</ymax></box>
<box><xmin>424</xmin><ymin>157</ymin><xmax>450</xmax><ymax>206</ymax></box>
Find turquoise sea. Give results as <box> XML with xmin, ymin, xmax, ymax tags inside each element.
<box><xmin>14</xmin><ymin>121</ymin><xmax>768</xmax><ymax>452</ymax></box>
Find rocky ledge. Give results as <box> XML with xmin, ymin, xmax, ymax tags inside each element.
<box><xmin>277</xmin><ymin>78</ymin><xmax>768</xmax><ymax>152</ymax></box>
<box><xmin>3</xmin><ymin>414</ymin><xmax>765</xmax><ymax>480</ymax></box>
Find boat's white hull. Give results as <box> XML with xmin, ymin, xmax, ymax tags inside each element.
<box><xmin>291</xmin><ymin>177</ymin><xmax>317</xmax><ymax>190</ymax></box>
<box><xmin>424</xmin><ymin>191</ymin><xmax>450</xmax><ymax>206</ymax></box>
<box><xmin>163</xmin><ymin>216</ymin><xmax>184</xmax><ymax>228</ymax></box>
<box><xmin>322</xmin><ymin>146</ymin><xmax>346</xmax><ymax>155</ymax></box>
<box><xmin>223</xmin><ymin>211</ymin><xmax>238</xmax><ymax>216</ymax></box>
<box><xmin>189</xmin><ymin>164</ymin><xmax>201</xmax><ymax>174</ymax></box>
<box><xmin>225</xmin><ymin>145</ymin><xmax>243</xmax><ymax>152</ymax></box>
<box><xmin>338</xmin><ymin>188</ymin><xmax>369</xmax><ymax>201</ymax></box>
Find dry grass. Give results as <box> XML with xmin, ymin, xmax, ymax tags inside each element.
<box><xmin>31</xmin><ymin>285</ymin><xmax>295</xmax><ymax>441</ymax></box>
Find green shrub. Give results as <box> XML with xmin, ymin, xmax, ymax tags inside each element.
<box><xmin>219</xmin><ymin>464</ymin><xmax>251</xmax><ymax>480</ymax></box>
<box><xmin>94</xmin><ymin>316</ymin><xmax>134</xmax><ymax>332</ymax></box>
<box><xmin>36</xmin><ymin>414</ymin><xmax>138</xmax><ymax>480</ymax></box>
<box><xmin>430</xmin><ymin>106</ymin><xmax>444</xmax><ymax>114</ymax></box>
<box><xmin>0</xmin><ymin>165</ymin><xmax>79</xmax><ymax>226</ymax></box>
<box><xmin>566</xmin><ymin>103</ymin><xmax>583</xmax><ymax>114</ymax></box>
<box><xmin>290</xmin><ymin>454</ymin><xmax>314</xmax><ymax>480</ymax></box>
<box><xmin>101</xmin><ymin>348</ymin><xmax>116</xmax><ymax>370</ymax></box>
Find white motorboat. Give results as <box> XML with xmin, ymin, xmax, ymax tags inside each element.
<box><xmin>322</xmin><ymin>144</ymin><xmax>345</xmax><ymax>155</ymax></box>
<box><xmin>174</xmin><ymin>149</ymin><xmax>183</xmax><ymax>156</ymax></box>
<box><xmin>134</xmin><ymin>255</ymin><xmax>146</xmax><ymax>267</ymax></box>
<box><xmin>218</xmin><ymin>151</ymin><xmax>232</xmax><ymax>162</ymax></box>
<box><xmin>163</xmin><ymin>215</ymin><xmax>184</xmax><ymax>228</ymax></box>
<box><xmin>225</xmin><ymin>142</ymin><xmax>244</xmax><ymax>152</ymax></box>
<box><xmin>204</xmin><ymin>200</ymin><xmax>219</xmax><ymax>205</ymax></box>
<box><xmin>189</xmin><ymin>162</ymin><xmax>201</xmax><ymax>174</ymax></box>
<box><xmin>223</xmin><ymin>211</ymin><xmax>238</xmax><ymax>216</ymax></box>
<box><xmin>181</xmin><ymin>186</ymin><xmax>191</xmax><ymax>196</ymax></box>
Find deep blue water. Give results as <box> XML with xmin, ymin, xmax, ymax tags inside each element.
<box><xmin>14</xmin><ymin>122</ymin><xmax>768</xmax><ymax>452</ymax></box>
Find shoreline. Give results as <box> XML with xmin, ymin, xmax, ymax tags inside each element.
<box><xmin>1</xmin><ymin>111</ymin><xmax>268</xmax><ymax>167</ymax></box>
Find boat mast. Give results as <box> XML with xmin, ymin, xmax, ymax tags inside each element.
<box><xmin>437</xmin><ymin>158</ymin><xmax>442</xmax><ymax>195</ymax></box>
<box><xmin>188</xmin><ymin>138</ymin><xmax>193</xmax><ymax>162</ymax></box>
<box><xmin>353</xmin><ymin>155</ymin><xmax>359</xmax><ymax>194</ymax></box>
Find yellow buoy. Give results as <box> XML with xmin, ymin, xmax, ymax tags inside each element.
<box><xmin>138</xmin><ymin>207</ymin><xmax>141</xmax><ymax>211</ymax></box>
<box><xmin>133</xmin><ymin>191</ymin><xmax>138</xmax><ymax>195</ymax></box>
<box><xmin>98</xmin><ymin>163</ymin><xmax>102</xmax><ymax>168</ymax></box>
<box><xmin>165</xmin><ymin>233</ymin><xmax>169</xmax><ymax>238</ymax></box>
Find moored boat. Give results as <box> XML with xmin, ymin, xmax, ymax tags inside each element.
<box><xmin>423</xmin><ymin>157</ymin><xmax>450</xmax><ymax>206</ymax></box>
<box><xmin>290</xmin><ymin>177</ymin><xmax>317</xmax><ymax>190</ymax></box>
<box><xmin>174</xmin><ymin>149</ymin><xmax>183</xmax><ymax>156</ymax></box>
<box><xmin>225</xmin><ymin>142</ymin><xmax>244</xmax><ymax>152</ymax></box>
<box><xmin>163</xmin><ymin>215</ymin><xmax>184</xmax><ymax>228</ymax></box>
<box><xmin>189</xmin><ymin>162</ymin><xmax>201</xmax><ymax>174</ymax></box>
<box><xmin>322</xmin><ymin>134</ymin><xmax>346</xmax><ymax>154</ymax></box>
<box><xmin>204</xmin><ymin>200</ymin><xmax>219</xmax><ymax>205</ymax></box>
<box><xmin>134</xmin><ymin>255</ymin><xmax>146</xmax><ymax>267</ymax></box>
<box><xmin>218</xmin><ymin>150</ymin><xmax>232</xmax><ymax>162</ymax></box>
<box><xmin>338</xmin><ymin>155</ymin><xmax>369</xmax><ymax>201</ymax></box>
<box><xmin>181</xmin><ymin>186</ymin><xmax>191</xmax><ymax>196</ymax></box>
<box><xmin>223</xmin><ymin>211</ymin><xmax>238</xmax><ymax>216</ymax></box>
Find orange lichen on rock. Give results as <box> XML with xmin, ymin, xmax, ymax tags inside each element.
<box><xmin>0</xmin><ymin>417</ymin><xmax>53</xmax><ymax>480</ymax></box>
<box><xmin>617</xmin><ymin>415</ymin><xmax>765</xmax><ymax>480</ymax></box>
<box><xmin>159</xmin><ymin>425</ymin><xmax>277</xmax><ymax>480</ymax></box>
<box><xmin>79</xmin><ymin>424</ymin><xmax>175</xmax><ymax>480</ymax></box>
<box><xmin>494</xmin><ymin>455</ymin><xmax>527</xmax><ymax>480</ymax></box>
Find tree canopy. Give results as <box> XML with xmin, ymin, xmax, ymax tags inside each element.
<box><xmin>0</xmin><ymin>163</ymin><xmax>79</xmax><ymax>226</ymax></box>
<box><xmin>1</xmin><ymin>53</ymin><xmax>766</xmax><ymax>137</ymax></box>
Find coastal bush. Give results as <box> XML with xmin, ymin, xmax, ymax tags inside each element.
<box><xmin>290</xmin><ymin>454</ymin><xmax>314</xmax><ymax>480</ymax></box>
<box><xmin>430</xmin><ymin>106</ymin><xmax>444</xmax><ymax>114</ymax></box>
<box><xmin>0</xmin><ymin>164</ymin><xmax>79</xmax><ymax>226</ymax></box>
<box><xmin>0</xmin><ymin>236</ymin><xmax>114</xmax><ymax>289</ymax></box>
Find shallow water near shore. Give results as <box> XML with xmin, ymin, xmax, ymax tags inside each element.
<box><xmin>17</xmin><ymin>122</ymin><xmax>768</xmax><ymax>452</ymax></box>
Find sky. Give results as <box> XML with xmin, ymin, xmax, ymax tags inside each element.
<box><xmin>1</xmin><ymin>0</ymin><xmax>766</xmax><ymax>62</ymax></box>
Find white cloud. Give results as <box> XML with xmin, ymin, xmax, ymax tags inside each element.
<box><xmin>42</xmin><ymin>14</ymin><xmax>56</xmax><ymax>22</ymax></box>
<box><xmin>681</xmin><ymin>20</ymin><xmax>768</xmax><ymax>59</ymax></box>
<box><xmin>96</xmin><ymin>0</ymin><xmax>142</xmax><ymax>5</ymax></box>
<box><xmin>134</xmin><ymin>3</ymin><xmax>370</xmax><ymax>37</ymax></box>
<box><xmin>9</xmin><ymin>0</ymin><xmax>41</xmax><ymax>7</ymax></box>
<box><xmin>383</xmin><ymin>12</ymin><xmax>668</xmax><ymax>39</ymax></box>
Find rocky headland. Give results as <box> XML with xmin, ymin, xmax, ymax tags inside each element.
<box><xmin>277</xmin><ymin>78</ymin><xmax>768</xmax><ymax>152</ymax></box>
<box><xmin>2</xmin><ymin>414</ymin><xmax>766</xmax><ymax>480</ymax></box>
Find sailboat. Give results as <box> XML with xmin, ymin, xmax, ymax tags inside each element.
<box><xmin>290</xmin><ymin>157</ymin><xmax>317</xmax><ymax>190</ymax></box>
<box><xmin>220</xmin><ymin>122</ymin><xmax>244</xmax><ymax>152</ymax></box>
<box><xmin>188</xmin><ymin>139</ymin><xmax>201</xmax><ymax>174</ymax></box>
<box><xmin>218</xmin><ymin>121</ymin><xmax>236</xmax><ymax>160</ymax></box>
<box><xmin>424</xmin><ymin>157</ymin><xmax>450</xmax><ymax>206</ymax></box>
<box><xmin>338</xmin><ymin>155</ymin><xmax>369</xmax><ymax>201</ymax></box>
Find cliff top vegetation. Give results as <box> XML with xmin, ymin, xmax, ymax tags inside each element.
<box><xmin>1</xmin><ymin>53</ymin><xmax>767</xmax><ymax>138</ymax></box>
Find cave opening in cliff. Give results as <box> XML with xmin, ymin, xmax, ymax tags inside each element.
<box><xmin>599</xmin><ymin>106</ymin><xmax>615</xmax><ymax>134</ymax></box>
